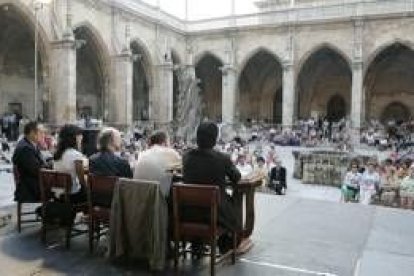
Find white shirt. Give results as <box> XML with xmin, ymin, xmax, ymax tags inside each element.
<box><xmin>134</xmin><ymin>145</ymin><xmax>182</xmax><ymax>197</ymax></box>
<box><xmin>237</xmin><ymin>163</ymin><xmax>254</xmax><ymax>178</ymax></box>
<box><xmin>361</xmin><ymin>171</ymin><xmax>380</xmax><ymax>191</ymax></box>
<box><xmin>54</xmin><ymin>148</ymin><xmax>87</xmax><ymax>194</ymax></box>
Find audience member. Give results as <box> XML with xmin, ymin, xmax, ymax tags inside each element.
<box><xmin>12</xmin><ymin>121</ymin><xmax>47</xmax><ymax>201</ymax></box>
<box><xmin>236</xmin><ymin>154</ymin><xmax>253</xmax><ymax>179</ymax></box>
<box><xmin>269</xmin><ymin>159</ymin><xmax>287</xmax><ymax>195</ymax></box>
<box><xmin>400</xmin><ymin>164</ymin><xmax>414</xmax><ymax>208</ymax></box>
<box><xmin>342</xmin><ymin>161</ymin><xmax>361</xmax><ymax>202</ymax></box>
<box><xmin>360</xmin><ymin>160</ymin><xmax>380</xmax><ymax>205</ymax></box>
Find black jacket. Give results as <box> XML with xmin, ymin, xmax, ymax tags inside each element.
<box><xmin>269</xmin><ymin>166</ymin><xmax>287</xmax><ymax>189</ymax></box>
<box><xmin>182</xmin><ymin>148</ymin><xmax>241</xmax><ymax>231</ymax></box>
<box><xmin>89</xmin><ymin>151</ymin><xmax>133</xmax><ymax>178</ymax></box>
<box><xmin>12</xmin><ymin>137</ymin><xmax>46</xmax><ymax>202</ymax></box>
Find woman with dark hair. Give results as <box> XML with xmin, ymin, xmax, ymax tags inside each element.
<box><xmin>53</xmin><ymin>124</ymin><xmax>87</xmax><ymax>202</ymax></box>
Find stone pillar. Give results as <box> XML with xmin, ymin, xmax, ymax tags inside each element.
<box><xmin>351</xmin><ymin>61</ymin><xmax>364</xmax><ymax>145</ymax></box>
<box><xmin>221</xmin><ymin>65</ymin><xmax>237</xmax><ymax>124</ymax></box>
<box><xmin>351</xmin><ymin>61</ymin><xmax>364</xmax><ymax>129</ymax></box>
<box><xmin>155</xmin><ymin>61</ymin><xmax>174</xmax><ymax>124</ymax></box>
<box><xmin>109</xmin><ymin>51</ymin><xmax>133</xmax><ymax>127</ymax></box>
<box><xmin>282</xmin><ymin>62</ymin><xmax>295</xmax><ymax>128</ymax></box>
<box><xmin>50</xmin><ymin>37</ymin><xmax>76</xmax><ymax>125</ymax></box>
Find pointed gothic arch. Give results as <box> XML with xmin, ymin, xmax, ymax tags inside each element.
<box><xmin>296</xmin><ymin>46</ymin><xmax>351</xmax><ymax>120</ymax></box>
<box><xmin>74</xmin><ymin>24</ymin><xmax>111</xmax><ymax>119</ymax></box>
<box><xmin>195</xmin><ymin>53</ymin><xmax>224</xmax><ymax>121</ymax></box>
<box><xmin>238</xmin><ymin>48</ymin><xmax>283</xmax><ymax>124</ymax></box>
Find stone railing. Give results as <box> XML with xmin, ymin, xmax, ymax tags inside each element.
<box><xmin>106</xmin><ymin>0</ymin><xmax>186</xmax><ymax>32</ymax></box>
<box><xmin>105</xmin><ymin>0</ymin><xmax>414</xmax><ymax>33</ymax></box>
<box><xmin>187</xmin><ymin>0</ymin><xmax>414</xmax><ymax>32</ymax></box>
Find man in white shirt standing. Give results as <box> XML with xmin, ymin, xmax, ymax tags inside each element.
<box><xmin>133</xmin><ymin>131</ymin><xmax>181</xmax><ymax>197</ymax></box>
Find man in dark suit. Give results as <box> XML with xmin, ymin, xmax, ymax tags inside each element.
<box><xmin>269</xmin><ymin>159</ymin><xmax>287</xmax><ymax>195</ymax></box>
<box><xmin>182</xmin><ymin>122</ymin><xmax>241</xmax><ymax>233</ymax></box>
<box><xmin>89</xmin><ymin>127</ymin><xmax>133</xmax><ymax>178</ymax></box>
<box><xmin>12</xmin><ymin>121</ymin><xmax>46</xmax><ymax>202</ymax></box>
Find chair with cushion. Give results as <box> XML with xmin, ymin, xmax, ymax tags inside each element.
<box><xmin>172</xmin><ymin>183</ymin><xmax>237</xmax><ymax>276</ymax></box>
<box><xmin>13</xmin><ymin>166</ymin><xmax>40</xmax><ymax>233</ymax></box>
<box><xmin>87</xmin><ymin>174</ymin><xmax>118</xmax><ymax>253</ymax></box>
<box><xmin>39</xmin><ymin>169</ymin><xmax>87</xmax><ymax>248</ymax></box>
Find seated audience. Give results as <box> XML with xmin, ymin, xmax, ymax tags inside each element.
<box><xmin>379</xmin><ymin>159</ymin><xmax>399</xmax><ymax>195</ymax></box>
<box><xmin>12</xmin><ymin>121</ymin><xmax>47</xmax><ymax>202</ymax></box>
<box><xmin>342</xmin><ymin>161</ymin><xmax>361</xmax><ymax>202</ymax></box>
<box><xmin>133</xmin><ymin>131</ymin><xmax>181</xmax><ymax>197</ymax></box>
<box><xmin>397</xmin><ymin>159</ymin><xmax>411</xmax><ymax>179</ymax></box>
<box><xmin>182</xmin><ymin>122</ymin><xmax>241</xmax><ymax>252</ymax></box>
<box><xmin>248</xmin><ymin>156</ymin><xmax>269</xmax><ymax>189</ymax></box>
<box><xmin>89</xmin><ymin>127</ymin><xmax>133</xmax><ymax>178</ymax></box>
<box><xmin>400</xmin><ymin>164</ymin><xmax>414</xmax><ymax>209</ymax></box>
<box><xmin>360</xmin><ymin>160</ymin><xmax>380</xmax><ymax>205</ymax></box>
<box><xmin>53</xmin><ymin>124</ymin><xmax>88</xmax><ymax>203</ymax></box>
<box><xmin>236</xmin><ymin>155</ymin><xmax>253</xmax><ymax>179</ymax></box>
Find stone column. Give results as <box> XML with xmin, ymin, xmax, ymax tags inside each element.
<box><xmin>154</xmin><ymin>61</ymin><xmax>174</xmax><ymax>124</ymax></box>
<box><xmin>109</xmin><ymin>50</ymin><xmax>133</xmax><ymax>127</ymax></box>
<box><xmin>221</xmin><ymin>65</ymin><xmax>237</xmax><ymax>124</ymax></box>
<box><xmin>351</xmin><ymin>61</ymin><xmax>364</xmax><ymax>145</ymax></box>
<box><xmin>282</xmin><ymin>62</ymin><xmax>295</xmax><ymax>128</ymax></box>
<box><xmin>351</xmin><ymin>61</ymin><xmax>364</xmax><ymax>129</ymax></box>
<box><xmin>49</xmin><ymin>37</ymin><xmax>77</xmax><ymax>125</ymax></box>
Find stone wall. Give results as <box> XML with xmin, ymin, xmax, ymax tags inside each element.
<box><xmin>1</xmin><ymin>0</ymin><xmax>414</xmax><ymax>126</ymax></box>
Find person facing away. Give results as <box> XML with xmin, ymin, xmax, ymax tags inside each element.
<box><xmin>89</xmin><ymin>127</ymin><xmax>133</xmax><ymax>178</ymax></box>
<box><xmin>53</xmin><ymin>124</ymin><xmax>88</xmax><ymax>203</ymax></box>
<box><xmin>182</xmin><ymin>122</ymin><xmax>242</xmax><ymax>232</ymax></box>
<box><xmin>133</xmin><ymin>131</ymin><xmax>181</xmax><ymax>197</ymax></box>
<box><xmin>12</xmin><ymin>121</ymin><xmax>47</xmax><ymax>202</ymax></box>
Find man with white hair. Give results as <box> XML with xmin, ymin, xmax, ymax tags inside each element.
<box><xmin>89</xmin><ymin>127</ymin><xmax>133</xmax><ymax>179</ymax></box>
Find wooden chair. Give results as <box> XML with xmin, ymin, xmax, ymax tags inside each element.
<box><xmin>74</xmin><ymin>160</ymin><xmax>88</xmax><ymax>191</ymax></box>
<box><xmin>173</xmin><ymin>183</ymin><xmax>237</xmax><ymax>276</ymax></box>
<box><xmin>87</xmin><ymin>174</ymin><xmax>118</xmax><ymax>253</ymax></box>
<box><xmin>39</xmin><ymin>169</ymin><xmax>87</xmax><ymax>249</ymax></box>
<box><xmin>13</xmin><ymin>166</ymin><xmax>40</xmax><ymax>233</ymax></box>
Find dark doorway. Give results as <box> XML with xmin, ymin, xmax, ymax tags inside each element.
<box><xmin>381</xmin><ymin>102</ymin><xmax>410</xmax><ymax>123</ymax></box>
<box><xmin>327</xmin><ymin>95</ymin><xmax>346</xmax><ymax>122</ymax></box>
<box><xmin>273</xmin><ymin>88</ymin><xmax>283</xmax><ymax>124</ymax></box>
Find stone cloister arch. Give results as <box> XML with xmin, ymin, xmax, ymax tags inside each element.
<box><xmin>364</xmin><ymin>42</ymin><xmax>414</xmax><ymax>123</ymax></box>
<box><xmin>195</xmin><ymin>53</ymin><xmax>223</xmax><ymax>121</ymax></box>
<box><xmin>0</xmin><ymin>3</ymin><xmax>50</xmax><ymax>120</ymax></box>
<box><xmin>238</xmin><ymin>49</ymin><xmax>283</xmax><ymax>124</ymax></box>
<box><xmin>74</xmin><ymin>24</ymin><xmax>110</xmax><ymax>120</ymax></box>
<box><xmin>296</xmin><ymin>46</ymin><xmax>351</xmax><ymax>121</ymax></box>
<box><xmin>130</xmin><ymin>40</ymin><xmax>152</xmax><ymax>121</ymax></box>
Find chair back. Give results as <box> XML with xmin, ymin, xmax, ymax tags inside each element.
<box><xmin>87</xmin><ymin>174</ymin><xmax>118</xmax><ymax>208</ymax></box>
<box><xmin>74</xmin><ymin>160</ymin><xmax>87</xmax><ymax>190</ymax></box>
<box><xmin>39</xmin><ymin>169</ymin><xmax>72</xmax><ymax>203</ymax></box>
<box><xmin>172</xmin><ymin>183</ymin><xmax>220</xmax><ymax>238</ymax></box>
<box><xmin>173</xmin><ymin>183</ymin><xmax>220</xmax><ymax>208</ymax></box>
